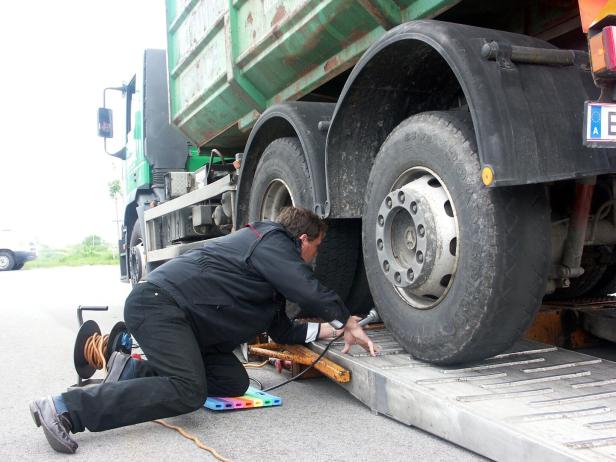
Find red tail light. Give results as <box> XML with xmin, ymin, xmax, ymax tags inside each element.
<box><xmin>603</xmin><ymin>26</ymin><xmax>616</xmax><ymax>71</ymax></box>
<box><xmin>590</xmin><ymin>25</ymin><xmax>616</xmax><ymax>76</ymax></box>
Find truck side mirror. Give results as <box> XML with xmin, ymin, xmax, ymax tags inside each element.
<box><xmin>97</xmin><ymin>108</ymin><xmax>113</xmax><ymax>138</ymax></box>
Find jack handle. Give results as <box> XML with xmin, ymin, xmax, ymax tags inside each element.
<box><xmin>77</xmin><ymin>305</ymin><xmax>108</xmax><ymax>327</ymax></box>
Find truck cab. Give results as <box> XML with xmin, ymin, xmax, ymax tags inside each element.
<box><xmin>98</xmin><ymin>50</ymin><xmax>198</xmax><ymax>282</ymax></box>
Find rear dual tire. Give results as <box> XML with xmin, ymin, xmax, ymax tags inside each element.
<box><xmin>588</xmin><ymin>262</ymin><xmax>616</xmax><ymax>296</ymax></box>
<box><xmin>363</xmin><ymin>111</ymin><xmax>551</xmax><ymax>364</ymax></box>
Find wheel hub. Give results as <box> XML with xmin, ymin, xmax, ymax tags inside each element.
<box><xmin>375</xmin><ymin>171</ymin><xmax>458</xmax><ymax>309</ymax></box>
<box><xmin>260</xmin><ymin>179</ymin><xmax>294</xmax><ymax>220</ymax></box>
<box><xmin>404</xmin><ymin>227</ymin><xmax>417</xmax><ymax>251</ymax></box>
<box><xmin>130</xmin><ymin>241</ymin><xmax>145</xmax><ymax>283</ymax></box>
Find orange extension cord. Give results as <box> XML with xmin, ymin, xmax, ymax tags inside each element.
<box><xmin>84</xmin><ymin>333</ymin><xmax>109</xmax><ymax>371</ymax></box>
<box><xmin>243</xmin><ymin>360</ymin><xmax>269</xmax><ymax>369</ymax></box>
<box><xmin>153</xmin><ymin>419</ymin><xmax>233</xmax><ymax>462</ymax></box>
<box><xmin>81</xmin><ymin>332</ymin><xmax>234</xmax><ymax>462</ymax></box>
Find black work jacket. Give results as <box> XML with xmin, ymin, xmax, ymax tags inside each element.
<box><xmin>146</xmin><ymin>221</ymin><xmax>350</xmax><ymax>350</ymax></box>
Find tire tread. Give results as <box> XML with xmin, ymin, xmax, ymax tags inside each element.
<box><xmin>363</xmin><ymin>110</ymin><xmax>550</xmax><ymax>364</ymax></box>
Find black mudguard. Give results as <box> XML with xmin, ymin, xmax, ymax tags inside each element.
<box><xmin>326</xmin><ymin>19</ymin><xmax>614</xmax><ymax>218</ymax></box>
<box><xmin>235</xmin><ymin>102</ymin><xmax>334</xmax><ymax>226</ymax></box>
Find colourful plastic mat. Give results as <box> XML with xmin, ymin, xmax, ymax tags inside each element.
<box><xmin>204</xmin><ymin>387</ymin><xmax>282</xmax><ymax>411</ymax></box>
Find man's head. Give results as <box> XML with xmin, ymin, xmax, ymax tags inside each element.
<box><xmin>275</xmin><ymin>207</ymin><xmax>327</xmax><ymax>263</ymax></box>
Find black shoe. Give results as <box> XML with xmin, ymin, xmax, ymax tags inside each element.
<box><xmin>103</xmin><ymin>351</ymin><xmax>131</xmax><ymax>383</ymax></box>
<box><xmin>29</xmin><ymin>396</ymin><xmax>78</xmax><ymax>454</ymax></box>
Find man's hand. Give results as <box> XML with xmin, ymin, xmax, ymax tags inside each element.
<box><xmin>318</xmin><ymin>323</ymin><xmax>340</xmax><ymax>339</ymax></box>
<box><xmin>340</xmin><ymin>316</ymin><xmax>377</xmax><ymax>356</ymax></box>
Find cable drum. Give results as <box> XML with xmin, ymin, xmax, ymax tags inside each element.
<box><xmin>73</xmin><ymin>321</ymin><xmax>132</xmax><ymax>379</ymax></box>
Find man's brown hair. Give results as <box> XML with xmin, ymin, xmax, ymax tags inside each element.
<box><xmin>275</xmin><ymin>207</ymin><xmax>327</xmax><ymax>241</ymax></box>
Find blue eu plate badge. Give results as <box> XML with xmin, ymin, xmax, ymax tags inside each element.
<box><xmin>584</xmin><ymin>101</ymin><xmax>616</xmax><ymax>147</ymax></box>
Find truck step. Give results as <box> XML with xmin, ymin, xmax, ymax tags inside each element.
<box><xmin>312</xmin><ymin>329</ymin><xmax>616</xmax><ymax>461</ymax></box>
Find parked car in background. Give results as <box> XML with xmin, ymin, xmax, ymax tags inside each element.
<box><xmin>0</xmin><ymin>230</ymin><xmax>37</xmax><ymax>271</ymax></box>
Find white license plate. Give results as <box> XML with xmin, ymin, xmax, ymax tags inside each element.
<box><xmin>584</xmin><ymin>101</ymin><xmax>616</xmax><ymax>147</ymax></box>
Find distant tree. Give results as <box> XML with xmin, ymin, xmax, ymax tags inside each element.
<box><xmin>24</xmin><ymin>237</ymin><xmax>116</xmax><ymax>269</ymax></box>
<box><xmin>108</xmin><ymin>180</ymin><xmax>121</xmax><ymax>200</ymax></box>
<box><xmin>82</xmin><ymin>235</ymin><xmax>104</xmax><ymax>247</ymax></box>
<box><xmin>80</xmin><ymin>235</ymin><xmax>107</xmax><ymax>255</ymax></box>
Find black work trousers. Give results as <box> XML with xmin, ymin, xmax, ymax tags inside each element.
<box><xmin>62</xmin><ymin>282</ymin><xmax>249</xmax><ymax>433</ymax></box>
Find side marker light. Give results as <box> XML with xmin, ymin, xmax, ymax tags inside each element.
<box><xmin>482</xmin><ymin>166</ymin><xmax>494</xmax><ymax>186</ymax></box>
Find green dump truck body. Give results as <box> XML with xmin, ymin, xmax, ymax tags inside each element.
<box><xmin>165</xmin><ymin>0</ymin><xmax>460</xmax><ymax>148</ymax></box>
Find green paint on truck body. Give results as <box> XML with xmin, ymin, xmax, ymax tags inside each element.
<box><xmin>165</xmin><ymin>0</ymin><xmax>462</xmax><ymax>149</ymax></box>
<box><xmin>123</xmin><ymin>79</ymin><xmax>150</xmax><ymax>197</ymax></box>
<box><xmin>121</xmin><ymin>70</ymin><xmax>229</xmax><ymax>199</ymax></box>
<box><xmin>119</xmin><ymin>0</ymin><xmax>579</xmax><ymax>200</ymax></box>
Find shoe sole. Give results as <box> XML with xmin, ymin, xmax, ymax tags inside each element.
<box><xmin>29</xmin><ymin>400</ymin><xmax>77</xmax><ymax>454</ymax></box>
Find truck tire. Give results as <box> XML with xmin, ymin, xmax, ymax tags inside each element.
<box><xmin>344</xmin><ymin>251</ymin><xmax>374</xmax><ymax>316</ymax></box>
<box><xmin>0</xmin><ymin>251</ymin><xmax>15</xmax><ymax>271</ymax></box>
<box><xmin>589</xmin><ymin>269</ymin><xmax>616</xmax><ymax>296</ymax></box>
<box><xmin>363</xmin><ymin>110</ymin><xmax>551</xmax><ymax>365</ymax></box>
<box><xmin>248</xmin><ymin>137</ymin><xmax>359</xmax><ymax>302</ymax></box>
<box><xmin>13</xmin><ymin>262</ymin><xmax>25</xmax><ymax>270</ymax></box>
<box><xmin>129</xmin><ymin>222</ymin><xmax>145</xmax><ymax>287</ymax></box>
<box><xmin>248</xmin><ymin>138</ymin><xmax>312</xmax><ymax>221</ymax></box>
<box><xmin>587</xmin><ymin>247</ymin><xmax>616</xmax><ymax>296</ymax></box>
<box><xmin>313</xmin><ymin>219</ymin><xmax>360</xmax><ymax>303</ymax></box>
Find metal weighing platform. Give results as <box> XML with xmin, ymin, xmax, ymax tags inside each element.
<box><xmin>312</xmin><ymin>329</ymin><xmax>616</xmax><ymax>461</ymax></box>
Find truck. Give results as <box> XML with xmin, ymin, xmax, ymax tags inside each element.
<box><xmin>99</xmin><ymin>0</ymin><xmax>616</xmax><ymax>366</ymax></box>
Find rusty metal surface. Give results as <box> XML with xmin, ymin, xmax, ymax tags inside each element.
<box><xmin>525</xmin><ymin>300</ymin><xmax>616</xmax><ymax>348</ymax></box>
<box><xmin>249</xmin><ymin>342</ymin><xmax>350</xmax><ymax>383</ymax></box>
<box><xmin>544</xmin><ymin>296</ymin><xmax>616</xmax><ymax>307</ymax></box>
<box><xmin>164</xmin><ymin>0</ymin><xmax>458</xmax><ymax>147</ymax></box>
<box><xmin>524</xmin><ymin>308</ymin><xmax>599</xmax><ymax>349</ymax></box>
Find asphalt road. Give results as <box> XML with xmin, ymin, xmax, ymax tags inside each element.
<box><xmin>0</xmin><ymin>266</ymin><xmax>485</xmax><ymax>462</ymax></box>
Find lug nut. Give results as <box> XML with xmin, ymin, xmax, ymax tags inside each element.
<box><xmin>417</xmin><ymin>251</ymin><xmax>424</xmax><ymax>264</ymax></box>
<box><xmin>411</xmin><ymin>201</ymin><xmax>417</xmax><ymax>214</ymax></box>
<box><xmin>383</xmin><ymin>261</ymin><xmax>390</xmax><ymax>272</ymax></box>
<box><xmin>418</xmin><ymin>224</ymin><xmax>425</xmax><ymax>237</ymax></box>
<box><xmin>386</xmin><ymin>197</ymin><xmax>392</xmax><ymax>208</ymax></box>
<box><xmin>394</xmin><ymin>272</ymin><xmax>401</xmax><ymax>283</ymax></box>
<box><xmin>378</xmin><ymin>215</ymin><xmax>384</xmax><ymax>226</ymax></box>
<box><xmin>407</xmin><ymin>269</ymin><xmax>414</xmax><ymax>281</ymax></box>
<box><xmin>377</xmin><ymin>239</ymin><xmax>383</xmax><ymax>250</ymax></box>
<box><xmin>397</xmin><ymin>191</ymin><xmax>405</xmax><ymax>203</ymax></box>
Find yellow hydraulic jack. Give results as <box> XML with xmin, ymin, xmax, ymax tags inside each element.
<box><xmin>248</xmin><ymin>316</ymin><xmax>385</xmax><ymax>384</ymax></box>
<box><xmin>249</xmin><ymin>343</ymin><xmax>351</xmax><ymax>383</ymax></box>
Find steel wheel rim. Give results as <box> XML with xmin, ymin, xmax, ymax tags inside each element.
<box><xmin>375</xmin><ymin>166</ymin><xmax>459</xmax><ymax>310</ymax></box>
<box><xmin>130</xmin><ymin>240</ymin><xmax>145</xmax><ymax>283</ymax></box>
<box><xmin>260</xmin><ymin>179</ymin><xmax>294</xmax><ymax>220</ymax></box>
<box><xmin>0</xmin><ymin>255</ymin><xmax>9</xmax><ymax>270</ymax></box>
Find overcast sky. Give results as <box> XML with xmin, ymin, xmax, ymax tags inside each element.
<box><xmin>0</xmin><ymin>1</ymin><xmax>166</xmax><ymax>246</ymax></box>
